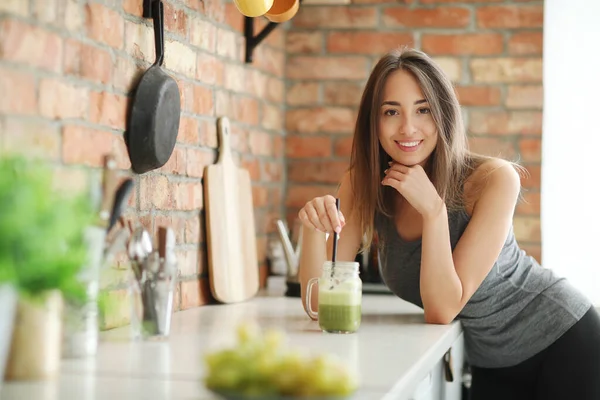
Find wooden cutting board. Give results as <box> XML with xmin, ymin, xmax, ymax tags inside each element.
<box><xmin>204</xmin><ymin>116</ymin><xmax>259</xmax><ymax>303</ymax></box>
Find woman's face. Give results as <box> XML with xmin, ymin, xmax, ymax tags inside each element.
<box><xmin>377</xmin><ymin>69</ymin><xmax>438</xmax><ymax>167</ymax></box>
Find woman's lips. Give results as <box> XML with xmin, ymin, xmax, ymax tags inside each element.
<box><xmin>395</xmin><ymin>140</ymin><xmax>423</xmax><ymax>153</ymax></box>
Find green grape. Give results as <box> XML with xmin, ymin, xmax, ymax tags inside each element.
<box><xmin>301</xmin><ymin>353</ymin><xmax>359</xmax><ymax>397</ymax></box>
<box><xmin>208</xmin><ymin>349</ymin><xmax>240</xmax><ymax>369</ymax></box>
<box><xmin>205</xmin><ymin>366</ymin><xmax>243</xmax><ymax>390</ymax></box>
<box><xmin>272</xmin><ymin>371</ymin><xmax>298</xmax><ymax>396</ymax></box>
<box><xmin>271</xmin><ymin>350</ymin><xmax>303</xmax><ymax>395</ymax></box>
<box><xmin>302</xmin><ymin>357</ymin><xmax>335</xmax><ymax>395</ymax></box>
<box><xmin>263</xmin><ymin>328</ymin><xmax>284</xmax><ymax>350</ymax></box>
<box><xmin>255</xmin><ymin>354</ymin><xmax>279</xmax><ymax>377</ymax></box>
<box><xmin>237</xmin><ymin>322</ymin><xmax>260</xmax><ymax>345</ymax></box>
<box><xmin>279</xmin><ymin>356</ymin><xmax>304</xmax><ymax>380</ymax></box>
<box><xmin>203</xmin><ymin>324</ymin><xmax>359</xmax><ymax>398</ymax></box>
<box><xmin>204</xmin><ymin>351</ymin><xmax>230</xmax><ymax>370</ymax></box>
<box><xmin>337</xmin><ymin>373</ymin><xmax>359</xmax><ymax>396</ymax></box>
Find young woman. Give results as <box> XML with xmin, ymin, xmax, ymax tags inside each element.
<box><xmin>297</xmin><ymin>47</ymin><xmax>600</xmax><ymax>400</ymax></box>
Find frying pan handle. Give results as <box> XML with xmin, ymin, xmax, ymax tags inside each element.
<box><xmin>151</xmin><ymin>0</ymin><xmax>164</xmax><ymax>67</ymax></box>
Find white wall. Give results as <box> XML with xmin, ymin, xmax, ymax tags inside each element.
<box><xmin>542</xmin><ymin>0</ymin><xmax>600</xmax><ymax>306</ymax></box>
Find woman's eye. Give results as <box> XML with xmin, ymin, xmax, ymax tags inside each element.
<box><xmin>384</xmin><ymin>109</ymin><xmax>398</xmax><ymax>116</ymax></box>
<box><xmin>417</xmin><ymin>107</ymin><xmax>431</xmax><ymax>114</ymax></box>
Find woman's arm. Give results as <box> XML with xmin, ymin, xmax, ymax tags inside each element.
<box><xmin>420</xmin><ymin>160</ymin><xmax>522</xmax><ymax>324</ymax></box>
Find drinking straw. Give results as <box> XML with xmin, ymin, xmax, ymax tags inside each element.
<box><xmin>330</xmin><ymin>198</ymin><xmax>340</xmax><ymax>285</ymax></box>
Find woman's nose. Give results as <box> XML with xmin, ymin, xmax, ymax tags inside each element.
<box><xmin>399</xmin><ymin>114</ymin><xmax>416</xmax><ymax>136</ymax></box>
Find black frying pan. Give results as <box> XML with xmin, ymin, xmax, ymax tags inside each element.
<box><xmin>127</xmin><ymin>0</ymin><xmax>180</xmax><ymax>174</ymax></box>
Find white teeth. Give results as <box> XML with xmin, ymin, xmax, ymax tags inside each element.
<box><xmin>397</xmin><ymin>141</ymin><xmax>421</xmax><ymax>147</ymax></box>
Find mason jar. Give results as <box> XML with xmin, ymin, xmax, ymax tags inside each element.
<box><xmin>305</xmin><ymin>261</ymin><xmax>362</xmax><ymax>334</ymax></box>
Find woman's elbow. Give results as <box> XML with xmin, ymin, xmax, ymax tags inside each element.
<box><xmin>424</xmin><ymin>309</ymin><xmax>455</xmax><ymax>325</ymax></box>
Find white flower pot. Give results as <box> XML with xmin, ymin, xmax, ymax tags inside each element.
<box><xmin>0</xmin><ymin>284</ymin><xmax>18</xmax><ymax>385</ymax></box>
<box><xmin>4</xmin><ymin>290</ymin><xmax>63</xmax><ymax>381</ymax></box>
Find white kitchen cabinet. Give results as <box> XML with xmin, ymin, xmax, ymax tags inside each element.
<box><xmin>407</xmin><ymin>332</ymin><xmax>465</xmax><ymax>400</ymax></box>
<box><xmin>440</xmin><ymin>332</ymin><xmax>465</xmax><ymax>400</ymax></box>
<box><xmin>408</xmin><ymin>357</ymin><xmax>443</xmax><ymax>400</ymax></box>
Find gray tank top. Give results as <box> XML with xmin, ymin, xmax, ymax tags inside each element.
<box><xmin>375</xmin><ymin>208</ymin><xmax>592</xmax><ymax>368</ymax></box>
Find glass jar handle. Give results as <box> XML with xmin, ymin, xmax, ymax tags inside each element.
<box><xmin>305</xmin><ymin>277</ymin><xmax>319</xmax><ymax>320</ymax></box>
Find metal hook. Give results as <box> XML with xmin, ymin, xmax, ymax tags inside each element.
<box><xmin>142</xmin><ymin>0</ymin><xmax>155</xmax><ymax>18</ymax></box>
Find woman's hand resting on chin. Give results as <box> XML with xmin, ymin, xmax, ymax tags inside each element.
<box><xmin>298</xmin><ymin>195</ymin><xmax>346</xmax><ymax>234</ymax></box>
<box><xmin>382</xmin><ymin>162</ymin><xmax>445</xmax><ymax>220</ymax></box>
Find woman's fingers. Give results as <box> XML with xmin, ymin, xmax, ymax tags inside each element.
<box><xmin>308</xmin><ymin>207</ymin><xmax>327</xmax><ymax>232</ymax></box>
<box><xmin>384</xmin><ymin>169</ymin><xmax>406</xmax><ymax>182</ymax></box>
<box><xmin>299</xmin><ymin>202</ymin><xmax>324</xmax><ymax>232</ymax></box>
<box><xmin>312</xmin><ymin>197</ymin><xmax>334</xmax><ymax>233</ymax></box>
<box><xmin>388</xmin><ymin>162</ymin><xmax>411</xmax><ymax>174</ymax></box>
<box><xmin>298</xmin><ymin>195</ymin><xmax>346</xmax><ymax>233</ymax></box>
<box><xmin>325</xmin><ymin>199</ymin><xmax>343</xmax><ymax>233</ymax></box>
<box><xmin>298</xmin><ymin>208</ymin><xmax>310</xmax><ymax>227</ymax></box>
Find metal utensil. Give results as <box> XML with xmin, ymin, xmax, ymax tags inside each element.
<box><xmin>97</xmin><ymin>155</ymin><xmax>118</xmax><ymax>228</ymax></box>
<box><xmin>107</xmin><ymin>178</ymin><xmax>135</xmax><ymax>234</ymax></box>
<box><xmin>157</xmin><ymin>226</ymin><xmax>176</xmax><ymax>276</ymax></box>
<box><xmin>275</xmin><ymin>219</ymin><xmax>303</xmax><ymax>279</ymax></box>
<box><xmin>103</xmin><ymin>227</ymin><xmax>131</xmax><ymax>265</ymax></box>
<box><xmin>128</xmin><ymin>227</ymin><xmax>152</xmax><ymax>282</ymax></box>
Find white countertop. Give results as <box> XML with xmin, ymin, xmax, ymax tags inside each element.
<box><xmin>0</xmin><ymin>277</ymin><xmax>463</xmax><ymax>400</ymax></box>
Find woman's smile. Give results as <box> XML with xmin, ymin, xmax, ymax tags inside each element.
<box><xmin>395</xmin><ymin>139</ymin><xmax>423</xmax><ymax>152</ymax></box>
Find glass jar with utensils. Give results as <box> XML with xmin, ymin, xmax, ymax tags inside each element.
<box><xmin>128</xmin><ymin>226</ymin><xmax>178</xmax><ymax>339</ymax></box>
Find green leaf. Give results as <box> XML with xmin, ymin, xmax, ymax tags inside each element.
<box><xmin>0</xmin><ymin>154</ymin><xmax>95</xmax><ymax>303</ymax></box>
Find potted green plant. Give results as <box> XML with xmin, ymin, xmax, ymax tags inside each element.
<box><xmin>0</xmin><ymin>154</ymin><xmax>93</xmax><ymax>380</ymax></box>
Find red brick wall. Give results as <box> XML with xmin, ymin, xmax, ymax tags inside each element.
<box><xmin>285</xmin><ymin>0</ymin><xmax>544</xmax><ymax>263</ymax></box>
<box><xmin>0</xmin><ymin>0</ymin><xmax>285</xmax><ymax>328</ymax></box>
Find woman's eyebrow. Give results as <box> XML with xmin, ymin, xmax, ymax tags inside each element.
<box><xmin>381</xmin><ymin>99</ymin><xmax>428</xmax><ymax>107</ymax></box>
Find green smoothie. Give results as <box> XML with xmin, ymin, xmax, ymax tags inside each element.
<box><xmin>318</xmin><ymin>288</ymin><xmax>362</xmax><ymax>333</ymax></box>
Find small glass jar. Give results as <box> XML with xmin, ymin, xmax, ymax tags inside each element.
<box><xmin>305</xmin><ymin>261</ymin><xmax>362</xmax><ymax>334</ymax></box>
<box><xmin>129</xmin><ymin>254</ymin><xmax>178</xmax><ymax>340</ymax></box>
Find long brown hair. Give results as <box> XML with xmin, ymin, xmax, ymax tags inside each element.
<box><xmin>348</xmin><ymin>47</ymin><xmax>496</xmax><ymax>252</ymax></box>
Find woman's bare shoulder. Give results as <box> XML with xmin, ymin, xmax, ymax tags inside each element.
<box><xmin>463</xmin><ymin>157</ymin><xmax>522</xmax><ymax>212</ymax></box>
